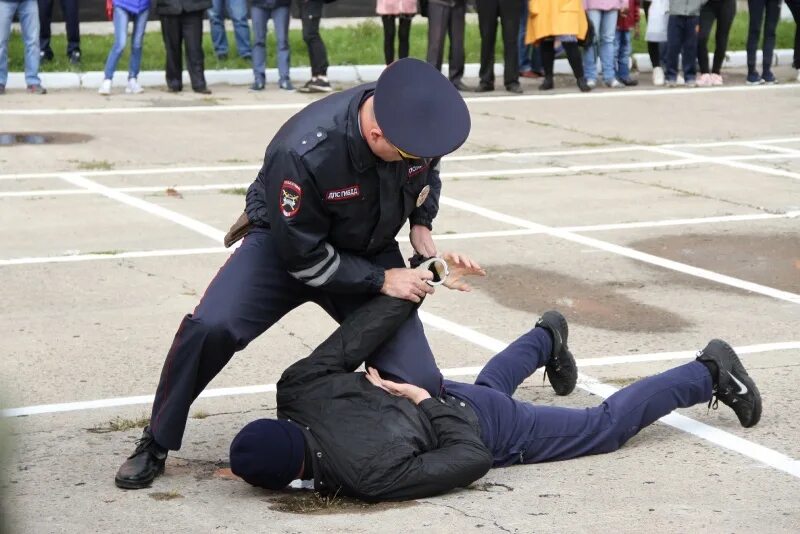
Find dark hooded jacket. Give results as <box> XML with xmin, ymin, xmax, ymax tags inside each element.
<box><xmin>276</xmin><ymin>296</ymin><xmax>493</xmax><ymax>502</ymax></box>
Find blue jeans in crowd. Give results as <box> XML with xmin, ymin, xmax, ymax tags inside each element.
<box><xmin>251</xmin><ymin>4</ymin><xmax>290</xmax><ymax>84</ymax></box>
<box><xmin>517</xmin><ymin>0</ymin><xmax>543</xmax><ymax>74</ymax></box>
<box><xmin>445</xmin><ymin>327</ymin><xmax>713</xmax><ymax>466</ymax></box>
<box><xmin>665</xmin><ymin>14</ymin><xmax>699</xmax><ymax>82</ymax></box>
<box><xmin>103</xmin><ymin>6</ymin><xmax>149</xmax><ymax>80</ymax></box>
<box><xmin>746</xmin><ymin>0</ymin><xmax>781</xmax><ymax>75</ymax></box>
<box><xmin>614</xmin><ymin>29</ymin><xmax>633</xmax><ymax>81</ymax></box>
<box><xmin>0</xmin><ymin>0</ymin><xmax>41</xmax><ymax>86</ymax></box>
<box><xmin>584</xmin><ymin>9</ymin><xmax>619</xmax><ymax>83</ymax></box>
<box><xmin>209</xmin><ymin>0</ymin><xmax>252</xmax><ymax>58</ymax></box>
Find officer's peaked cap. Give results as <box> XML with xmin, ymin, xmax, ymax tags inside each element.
<box><xmin>374</xmin><ymin>58</ymin><xmax>471</xmax><ymax>159</ymax></box>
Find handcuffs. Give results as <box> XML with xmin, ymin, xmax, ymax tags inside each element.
<box><xmin>410</xmin><ymin>254</ymin><xmax>449</xmax><ymax>287</ymax></box>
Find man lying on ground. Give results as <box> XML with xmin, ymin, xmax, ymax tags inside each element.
<box><xmin>228</xmin><ymin>265</ymin><xmax>762</xmax><ymax>502</ymax></box>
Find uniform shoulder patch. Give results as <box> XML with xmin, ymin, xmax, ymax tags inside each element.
<box><xmin>295</xmin><ymin>128</ymin><xmax>328</xmax><ymax>157</ymax></box>
<box><xmin>279</xmin><ymin>179</ymin><xmax>302</xmax><ymax>218</ymax></box>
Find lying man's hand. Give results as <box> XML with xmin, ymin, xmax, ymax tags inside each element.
<box><xmin>381</xmin><ymin>268</ymin><xmax>435</xmax><ymax>303</ymax></box>
<box><xmin>365</xmin><ymin>367</ymin><xmax>431</xmax><ymax>405</ymax></box>
<box><xmin>441</xmin><ymin>252</ymin><xmax>486</xmax><ymax>292</ymax></box>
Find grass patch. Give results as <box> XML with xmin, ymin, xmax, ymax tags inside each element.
<box><xmin>191</xmin><ymin>410</ymin><xmax>210</xmax><ymax>419</ymax></box>
<box><xmin>88</xmin><ymin>415</ymin><xmax>149</xmax><ymax>433</ymax></box>
<box><xmin>268</xmin><ymin>490</ymin><xmax>415</xmax><ymax>514</ymax></box>
<box><xmin>71</xmin><ymin>159</ymin><xmax>114</xmax><ymax>171</ymax></box>
<box><xmin>149</xmin><ymin>490</ymin><xmax>183</xmax><ymax>501</ymax></box>
<box><xmin>221</xmin><ymin>187</ymin><xmax>248</xmax><ymax>195</ymax></box>
<box><xmin>6</xmin><ymin>16</ymin><xmax>794</xmax><ymax>72</ymax></box>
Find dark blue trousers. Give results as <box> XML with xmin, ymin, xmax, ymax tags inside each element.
<box><xmin>446</xmin><ymin>328</ymin><xmax>713</xmax><ymax>467</ymax></box>
<box><xmin>150</xmin><ymin>229</ymin><xmax>442</xmax><ymax>450</ymax></box>
<box><xmin>665</xmin><ymin>15</ymin><xmax>699</xmax><ymax>82</ymax></box>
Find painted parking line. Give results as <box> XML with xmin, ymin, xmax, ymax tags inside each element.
<box><xmin>3</xmin><ymin>211</ymin><xmax>797</xmax><ymax>267</ymax></box>
<box><xmin>3</xmin><ymin>340</ymin><xmax>797</xmax><ymax>418</ymax></box>
<box><xmin>644</xmin><ymin>146</ymin><xmax>800</xmax><ymax>182</ymax></box>
<box><xmin>440</xmin><ymin>196</ymin><xmax>800</xmax><ymax>304</ymax></box>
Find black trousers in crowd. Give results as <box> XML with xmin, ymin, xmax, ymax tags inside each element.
<box><xmin>641</xmin><ymin>0</ymin><xmax>662</xmax><ymax>68</ymax></box>
<box><xmin>697</xmin><ymin>0</ymin><xmax>736</xmax><ymax>74</ymax></box>
<box><xmin>160</xmin><ymin>10</ymin><xmax>208</xmax><ymax>92</ymax></box>
<box><xmin>301</xmin><ymin>0</ymin><xmax>328</xmax><ymax>77</ymax></box>
<box><xmin>539</xmin><ymin>38</ymin><xmax>584</xmax><ymax>80</ymax></box>
<box><xmin>476</xmin><ymin>0</ymin><xmax>520</xmax><ymax>88</ymax></box>
<box><xmin>746</xmin><ymin>0</ymin><xmax>781</xmax><ymax>74</ymax></box>
<box><xmin>37</xmin><ymin>0</ymin><xmax>80</xmax><ymax>58</ymax></box>
<box><xmin>786</xmin><ymin>0</ymin><xmax>800</xmax><ymax>69</ymax></box>
<box><xmin>381</xmin><ymin>15</ymin><xmax>412</xmax><ymax>65</ymax></box>
<box><xmin>426</xmin><ymin>0</ymin><xmax>466</xmax><ymax>83</ymax></box>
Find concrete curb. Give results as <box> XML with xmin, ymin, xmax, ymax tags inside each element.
<box><xmin>5</xmin><ymin>49</ymin><xmax>796</xmax><ymax>90</ymax></box>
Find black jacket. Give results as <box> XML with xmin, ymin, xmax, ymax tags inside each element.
<box><xmin>245</xmin><ymin>84</ymin><xmax>442</xmax><ymax>294</ymax></box>
<box><xmin>276</xmin><ymin>296</ymin><xmax>493</xmax><ymax>502</ymax></box>
<box><xmin>156</xmin><ymin>0</ymin><xmax>212</xmax><ymax>15</ymax></box>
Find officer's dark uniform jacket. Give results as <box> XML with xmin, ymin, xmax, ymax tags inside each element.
<box><xmin>245</xmin><ymin>84</ymin><xmax>442</xmax><ymax>294</ymax></box>
<box><xmin>276</xmin><ymin>296</ymin><xmax>493</xmax><ymax>502</ymax></box>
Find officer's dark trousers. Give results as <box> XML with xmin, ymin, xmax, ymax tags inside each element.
<box><xmin>38</xmin><ymin>0</ymin><xmax>80</xmax><ymax>57</ymax></box>
<box><xmin>160</xmin><ymin>10</ymin><xmax>207</xmax><ymax>92</ymax></box>
<box><xmin>426</xmin><ymin>1</ymin><xmax>466</xmax><ymax>83</ymax></box>
<box><xmin>476</xmin><ymin>0</ymin><xmax>520</xmax><ymax>88</ymax></box>
<box><xmin>445</xmin><ymin>328</ymin><xmax>713</xmax><ymax>466</ymax></box>
<box><xmin>150</xmin><ymin>229</ymin><xmax>441</xmax><ymax>450</ymax></box>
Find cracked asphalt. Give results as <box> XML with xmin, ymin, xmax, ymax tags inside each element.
<box><xmin>2</xmin><ymin>66</ymin><xmax>800</xmax><ymax>533</ymax></box>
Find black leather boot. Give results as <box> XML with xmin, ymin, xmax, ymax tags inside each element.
<box><xmin>115</xmin><ymin>426</ymin><xmax>168</xmax><ymax>489</ymax></box>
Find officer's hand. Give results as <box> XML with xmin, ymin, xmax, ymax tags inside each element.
<box><xmin>409</xmin><ymin>225</ymin><xmax>438</xmax><ymax>258</ymax></box>
<box><xmin>365</xmin><ymin>367</ymin><xmax>431</xmax><ymax>405</ymax></box>
<box><xmin>381</xmin><ymin>268</ymin><xmax>435</xmax><ymax>303</ymax></box>
<box><xmin>442</xmin><ymin>252</ymin><xmax>486</xmax><ymax>292</ymax></box>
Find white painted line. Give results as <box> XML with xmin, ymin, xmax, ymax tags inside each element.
<box><xmin>4</xmin><ymin>211</ymin><xmax>798</xmax><ymax>267</ymax></box>
<box><xmin>0</xmin><ymin>188</ymin><xmax>89</xmax><ymax>198</ymax></box>
<box><xmin>662</xmin><ymin>137</ymin><xmax>800</xmax><ymax>149</ymax></box>
<box><xmin>0</xmin><ymin>247</ymin><xmax>229</xmax><ymax>267</ymax></box>
<box><xmin>0</xmin><ymin>164</ymin><xmax>259</xmax><ymax>181</ymax></box>
<box><xmin>643</xmin><ymin>146</ymin><xmax>800</xmax><ymax>182</ymax></box>
<box><xmin>0</xmin><ymin>102</ymin><xmax>308</xmax><ymax>116</ymax></box>
<box><xmin>3</xmin><ymin>340</ymin><xmax>796</xmax><ymax>418</ymax></box>
<box><xmin>740</xmin><ymin>142</ymin><xmax>800</xmax><ymax>155</ymax></box>
<box><xmin>57</xmin><ymin>174</ymin><xmax>225</xmax><ymax>244</ymax></box>
<box><xmin>440</xmin><ymin>195</ymin><xmax>800</xmax><ymax>305</ymax></box>
<box><xmin>445</xmin><ymin>146</ymin><xmax>649</xmax><ymax>161</ymax></box>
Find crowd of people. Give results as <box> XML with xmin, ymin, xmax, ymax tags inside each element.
<box><xmin>1</xmin><ymin>0</ymin><xmax>799</xmax><ymax>95</ymax></box>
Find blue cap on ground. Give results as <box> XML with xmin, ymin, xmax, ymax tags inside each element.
<box><xmin>374</xmin><ymin>57</ymin><xmax>471</xmax><ymax>159</ymax></box>
<box><xmin>229</xmin><ymin>419</ymin><xmax>306</xmax><ymax>490</ymax></box>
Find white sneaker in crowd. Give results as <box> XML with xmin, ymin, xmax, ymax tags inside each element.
<box><xmin>796</xmin><ymin>70</ymin><xmax>800</xmax><ymax>83</ymax></box>
<box><xmin>710</xmin><ymin>73</ymin><xmax>724</xmax><ymax>86</ymax></box>
<box><xmin>652</xmin><ymin>66</ymin><xmax>665</xmax><ymax>86</ymax></box>
<box><xmin>126</xmin><ymin>78</ymin><xmax>144</xmax><ymax>94</ymax></box>
<box><xmin>586</xmin><ymin>79</ymin><xmax>597</xmax><ymax>88</ymax></box>
<box><xmin>606</xmin><ymin>79</ymin><xmax>625</xmax><ymax>88</ymax></box>
<box><xmin>677</xmin><ymin>73</ymin><xmax>685</xmax><ymax>86</ymax></box>
<box><xmin>696</xmin><ymin>73</ymin><xmax>713</xmax><ymax>87</ymax></box>
<box><xmin>98</xmin><ymin>79</ymin><xmax>112</xmax><ymax>95</ymax></box>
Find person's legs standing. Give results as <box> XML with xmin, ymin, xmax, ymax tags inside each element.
<box><xmin>381</xmin><ymin>15</ymin><xmax>396</xmax><ymax>65</ymax></box>
<box><xmin>229</xmin><ymin>0</ymin><xmax>251</xmax><ymax>58</ymax></box>
<box><xmin>712</xmin><ymin>0</ymin><xmax>735</xmax><ymax>74</ymax></box>
<box><xmin>301</xmin><ymin>0</ymin><xmax>328</xmax><ymax>78</ymax></box>
<box><xmin>398</xmin><ymin>14</ymin><xmax>411</xmax><ymax>60</ymax></box>
<box><xmin>448</xmin><ymin>2</ymin><xmax>467</xmax><ymax>83</ymax></box>
<box><xmin>682</xmin><ymin>15</ymin><xmax>698</xmax><ymax>83</ymax></box>
<box><xmin>251</xmin><ymin>5</ymin><xmax>267</xmax><ymax>85</ymax></box>
<box><xmin>598</xmin><ymin>9</ymin><xmax>619</xmax><ymax>85</ymax></box>
<box><xmin>103</xmin><ymin>7</ymin><xmax>130</xmax><ymax>81</ymax></box>
<box><xmin>746</xmin><ymin>0</ymin><xmax>765</xmax><ymax>77</ymax></box>
<box><xmin>36</xmin><ymin>0</ymin><xmax>53</xmax><ymax>60</ymax></box>
<box><xmin>183</xmin><ymin>10</ymin><xmax>208</xmax><ymax>92</ymax></box>
<box><xmin>273</xmin><ymin>6</ymin><xmax>291</xmax><ymax>85</ymax></box>
<box><xmin>160</xmin><ymin>14</ymin><xmax>183</xmax><ymax>90</ymax></box>
<box><xmin>642</xmin><ymin>0</ymin><xmax>661</xmax><ymax>68</ymax></box>
<box><xmin>0</xmin><ymin>1</ymin><xmax>15</xmax><ymax>88</ymax></box>
<box><xmin>539</xmin><ymin>37</ymin><xmax>555</xmax><ymax>89</ymax></box>
<box><xmin>208</xmin><ymin>0</ymin><xmax>228</xmax><ymax>57</ymax></box>
<box><xmin>499</xmin><ymin>0</ymin><xmax>520</xmax><ymax>88</ymax></box>
<box><xmin>476</xmin><ymin>0</ymin><xmax>499</xmax><ymax>88</ymax></box>
<box><xmin>19</xmin><ymin>0</ymin><xmax>42</xmax><ymax>87</ymax></box>
<box><xmin>518</xmin><ymin>0</ymin><xmax>532</xmax><ymax>73</ymax></box>
<box><xmin>696</xmin><ymin>0</ymin><xmax>714</xmax><ymax>75</ymax></box>
<box><xmin>665</xmin><ymin>15</ymin><xmax>682</xmax><ymax>83</ymax></box>
<box><xmin>129</xmin><ymin>9</ymin><xmax>148</xmax><ymax>81</ymax></box>
<box><xmin>787</xmin><ymin>0</ymin><xmax>800</xmax><ymax>70</ymax></box>
<box><xmin>760</xmin><ymin>0</ymin><xmax>780</xmax><ymax>80</ymax></box>
<box><xmin>426</xmin><ymin>1</ymin><xmax>447</xmax><ymax>71</ymax></box>
<box><xmin>562</xmin><ymin>41</ymin><xmax>585</xmax><ymax>80</ymax></box>
<box><xmin>60</xmin><ymin>0</ymin><xmax>80</xmax><ymax>58</ymax></box>
<box><xmin>584</xmin><ymin>9</ymin><xmax>602</xmax><ymax>82</ymax></box>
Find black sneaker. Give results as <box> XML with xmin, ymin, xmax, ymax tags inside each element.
<box><xmin>539</xmin><ymin>77</ymin><xmax>554</xmax><ymax>91</ymax></box>
<box><xmin>536</xmin><ymin>310</ymin><xmax>577</xmax><ymax>396</ymax></box>
<box><xmin>69</xmin><ymin>51</ymin><xmax>81</xmax><ymax>65</ymax></box>
<box><xmin>306</xmin><ymin>77</ymin><xmax>332</xmax><ymax>93</ymax></box>
<box><xmin>576</xmin><ymin>77</ymin><xmax>592</xmax><ymax>92</ymax></box>
<box><xmin>115</xmin><ymin>426</ymin><xmax>168</xmax><ymax>489</ymax></box>
<box><xmin>696</xmin><ymin>339</ymin><xmax>762</xmax><ymax>428</ymax></box>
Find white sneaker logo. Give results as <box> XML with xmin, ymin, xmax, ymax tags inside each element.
<box><xmin>728</xmin><ymin>372</ymin><xmax>748</xmax><ymax>395</ymax></box>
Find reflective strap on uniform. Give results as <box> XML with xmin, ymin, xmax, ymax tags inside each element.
<box><xmin>289</xmin><ymin>243</ymin><xmax>341</xmax><ymax>287</ymax></box>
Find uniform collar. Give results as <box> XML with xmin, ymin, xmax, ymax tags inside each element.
<box><xmin>347</xmin><ymin>83</ymin><xmax>379</xmax><ymax>173</ymax></box>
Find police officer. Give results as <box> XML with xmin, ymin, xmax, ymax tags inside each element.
<box><xmin>115</xmin><ymin>58</ymin><xmax>473</xmax><ymax>490</ymax></box>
